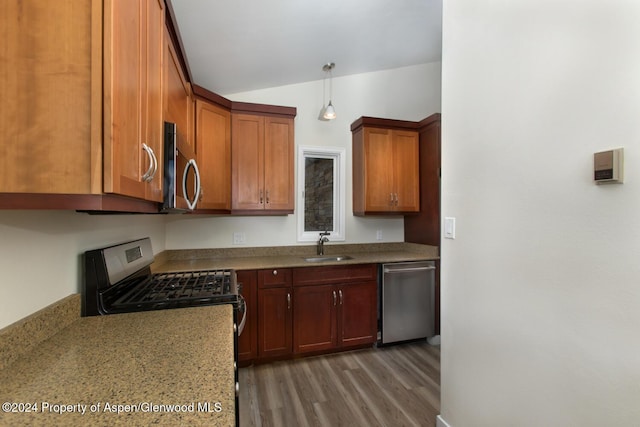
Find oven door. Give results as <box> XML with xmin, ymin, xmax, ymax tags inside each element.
<box><xmin>162</xmin><ymin>121</ymin><xmax>201</xmax><ymax>212</ymax></box>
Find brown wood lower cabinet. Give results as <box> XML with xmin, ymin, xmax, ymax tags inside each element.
<box><xmin>248</xmin><ymin>264</ymin><xmax>378</xmax><ymax>364</ymax></box>
<box><xmin>293</xmin><ymin>284</ymin><xmax>336</xmax><ymax>354</ymax></box>
<box><xmin>293</xmin><ymin>281</ymin><xmax>377</xmax><ymax>355</ymax></box>
<box><xmin>293</xmin><ymin>264</ymin><xmax>377</xmax><ymax>356</ymax></box>
<box><xmin>257</xmin><ymin>269</ymin><xmax>293</xmax><ymax>360</ymax></box>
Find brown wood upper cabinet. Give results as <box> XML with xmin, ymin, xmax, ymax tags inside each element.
<box><xmin>231</xmin><ymin>113</ymin><xmax>295</xmax><ymax>214</ymax></box>
<box><xmin>194</xmin><ymin>98</ymin><xmax>231</xmax><ymax>211</ymax></box>
<box><xmin>0</xmin><ymin>0</ymin><xmax>165</xmax><ymax>211</ymax></box>
<box><xmin>104</xmin><ymin>0</ymin><xmax>165</xmax><ymax>202</ymax></box>
<box><xmin>164</xmin><ymin>24</ymin><xmax>194</xmax><ymax>154</ymax></box>
<box><xmin>352</xmin><ymin>117</ymin><xmax>420</xmax><ymax>215</ymax></box>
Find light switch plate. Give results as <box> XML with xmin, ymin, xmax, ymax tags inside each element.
<box><xmin>444</xmin><ymin>217</ymin><xmax>456</xmax><ymax>239</ymax></box>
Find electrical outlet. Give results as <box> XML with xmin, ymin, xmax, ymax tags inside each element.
<box><xmin>376</xmin><ymin>230</ymin><xmax>383</xmax><ymax>241</ymax></box>
<box><xmin>233</xmin><ymin>232</ymin><xmax>246</xmax><ymax>245</ymax></box>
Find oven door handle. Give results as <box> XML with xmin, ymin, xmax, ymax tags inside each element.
<box><xmin>237</xmin><ymin>294</ymin><xmax>247</xmax><ymax>336</ymax></box>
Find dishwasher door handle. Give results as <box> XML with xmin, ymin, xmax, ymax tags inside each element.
<box><xmin>384</xmin><ymin>266</ymin><xmax>436</xmax><ymax>273</ymax></box>
<box><xmin>383</xmin><ymin>266</ymin><xmax>436</xmax><ymax>274</ymax></box>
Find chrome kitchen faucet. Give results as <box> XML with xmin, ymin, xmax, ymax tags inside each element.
<box><xmin>317</xmin><ymin>231</ymin><xmax>330</xmax><ymax>255</ymax></box>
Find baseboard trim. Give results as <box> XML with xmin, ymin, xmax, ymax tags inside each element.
<box><xmin>436</xmin><ymin>415</ymin><xmax>451</xmax><ymax>427</ymax></box>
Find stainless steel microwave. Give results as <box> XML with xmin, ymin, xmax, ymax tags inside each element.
<box><xmin>162</xmin><ymin>122</ymin><xmax>201</xmax><ymax>212</ymax></box>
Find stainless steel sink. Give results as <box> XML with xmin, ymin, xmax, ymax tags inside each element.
<box><xmin>303</xmin><ymin>255</ymin><xmax>353</xmax><ymax>263</ymax></box>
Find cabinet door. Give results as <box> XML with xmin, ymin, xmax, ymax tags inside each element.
<box><xmin>195</xmin><ymin>99</ymin><xmax>231</xmax><ymax>210</ymax></box>
<box><xmin>104</xmin><ymin>0</ymin><xmax>164</xmax><ymax>202</ymax></box>
<box><xmin>257</xmin><ymin>287</ymin><xmax>292</xmax><ymax>358</ymax></box>
<box><xmin>104</xmin><ymin>0</ymin><xmax>147</xmax><ymax>200</ymax></box>
<box><xmin>237</xmin><ymin>270</ymin><xmax>257</xmax><ymax>364</ymax></box>
<box><xmin>339</xmin><ymin>281</ymin><xmax>378</xmax><ymax>347</ymax></box>
<box><xmin>231</xmin><ymin>114</ymin><xmax>264</xmax><ymax>210</ymax></box>
<box><xmin>264</xmin><ymin>117</ymin><xmax>294</xmax><ymax>211</ymax></box>
<box><xmin>142</xmin><ymin>0</ymin><xmax>164</xmax><ymax>202</ymax></box>
<box><xmin>293</xmin><ymin>285</ymin><xmax>336</xmax><ymax>354</ymax></box>
<box><xmin>393</xmin><ymin>130</ymin><xmax>420</xmax><ymax>212</ymax></box>
<box><xmin>363</xmin><ymin>128</ymin><xmax>395</xmax><ymax>212</ymax></box>
<box><xmin>164</xmin><ymin>25</ymin><xmax>193</xmax><ymax>152</ymax></box>
<box><xmin>0</xmin><ymin>0</ymin><xmax>97</xmax><ymax>194</ymax></box>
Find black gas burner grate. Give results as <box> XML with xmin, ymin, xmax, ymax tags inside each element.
<box><xmin>113</xmin><ymin>270</ymin><xmax>234</xmax><ymax>306</ymax></box>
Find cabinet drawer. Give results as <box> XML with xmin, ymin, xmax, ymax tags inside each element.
<box><xmin>293</xmin><ymin>264</ymin><xmax>377</xmax><ymax>287</ymax></box>
<box><xmin>258</xmin><ymin>268</ymin><xmax>292</xmax><ymax>288</ymax></box>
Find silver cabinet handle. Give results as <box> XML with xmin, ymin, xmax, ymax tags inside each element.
<box><xmin>333</xmin><ymin>290</ymin><xmax>337</xmax><ymax>306</ymax></box>
<box><xmin>259</xmin><ymin>189</ymin><xmax>264</xmax><ymax>204</ymax></box>
<box><xmin>266</xmin><ymin>189</ymin><xmax>270</xmax><ymax>204</ymax></box>
<box><xmin>149</xmin><ymin>146</ymin><xmax>158</xmax><ymax>181</ymax></box>
<box><xmin>287</xmin><ymin>292</ymin><xmax>291</xmax><ymax>310</ymax></box>
<box><xmin>141</xmin><ymin>143</ymin><xmax>156</xmax><ymax>182</ymax></box>
<box><xmin>389</xmin><ymin>193</ymin><xmax>394</xmax><ymax>206</ymax></box>
<box><xmin>272</xmin><ymin>269</ymin><xmax>278</xmax><ymax>276</ymax></box>
<box><xmin>339</xmin><ymin>289</ymin><xmax>343</xmax><ymax>305</ymax></box>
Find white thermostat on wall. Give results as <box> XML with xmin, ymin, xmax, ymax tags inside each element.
<box><xmin>594</xmin><ymin>148</ymin><xmax>624</xmax><ymax>184</ymax></box>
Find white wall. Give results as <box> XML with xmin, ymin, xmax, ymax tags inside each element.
<box><xmin>166</xmin><ymin>63</ymin><xmax>442</xmax><ymax>248</ymax></box>
<box><xmin>0</xmin><ymin>211</ymin><xmax>165</xmax><ymax>329</ymax></box>
<box><xmin>441</xmin><ymin>1</ymin><xmax>640</xmax><ymax>426</ymax></box>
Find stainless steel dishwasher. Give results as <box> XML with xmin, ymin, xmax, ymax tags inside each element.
<box><xmin>380</xmin><ymin>261</ymin><xmax>436</xmax><ymax>344</ymax></box>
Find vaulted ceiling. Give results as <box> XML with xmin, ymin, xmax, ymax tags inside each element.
<box><xmin>170</xmin><ymin>0</ymin><xmax>442</xmax><ymax>95</ymax></box>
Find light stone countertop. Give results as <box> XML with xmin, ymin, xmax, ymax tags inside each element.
<box><xmin>0</xmin><ymin>242</ymin><xmax>437</xmax><ymax>427</ymax></box>
<box><xmin>0</xmin><ymin>305</ymin><xmax>236</xmax><ymax>427</ymax></box>
<box><xmin>153</xmin><ymin>242</ymin><xmax>439</xmax><ymax>273</ymax></box>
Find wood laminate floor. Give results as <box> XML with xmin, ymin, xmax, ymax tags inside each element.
<box><xmin>238</xmin><ymin>341</ymin><xmax>440</xmax><ymax>427</ymax></box>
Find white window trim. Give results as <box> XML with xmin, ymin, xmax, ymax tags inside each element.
<box><xmin>297</xmin><ymin>145</ymin><xmax>346</xmax><ymax>242</ymax></box>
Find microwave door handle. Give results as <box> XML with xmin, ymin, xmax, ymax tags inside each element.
<box><xmin>182</xmin><ymin>159</ymin><xmax>201</xmax><ymax>210</ymax></box>
<box><xmin>191</xmin><ymin>159</ymin><xmax>201</xmax><ymax>208</ymax></box>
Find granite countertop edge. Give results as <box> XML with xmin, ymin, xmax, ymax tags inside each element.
<box><xmin>153</xmin><ymin>242</ymin><xmax>439</xmax><ymax>272</ymax></box>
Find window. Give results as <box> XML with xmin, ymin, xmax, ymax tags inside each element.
<box><xmin>297</xmin><ymin>146</ymin><xmax>346</xmax><ymax>242</ymax></box>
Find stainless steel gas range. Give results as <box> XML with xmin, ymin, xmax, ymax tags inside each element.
<box><xmin>82</xmin><ymin>237</ymin><xmax>244</xmax><ymax>425</ymax></box>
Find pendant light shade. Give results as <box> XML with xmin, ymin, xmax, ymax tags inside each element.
<box><xmin>323</xmin><ymin>101</ymin><xmax>336</xmax><ymax>120</ymax></box>
<box><xmin>319</xmin><ymin>62</ymin><xmax>336</xmax><ymax>121</ymax></box>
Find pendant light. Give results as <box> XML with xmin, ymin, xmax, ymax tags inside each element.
<box><xmin>320</xmin><ymin>62</ymin><xmax>336</xmax><ymax>121</ymax></box>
